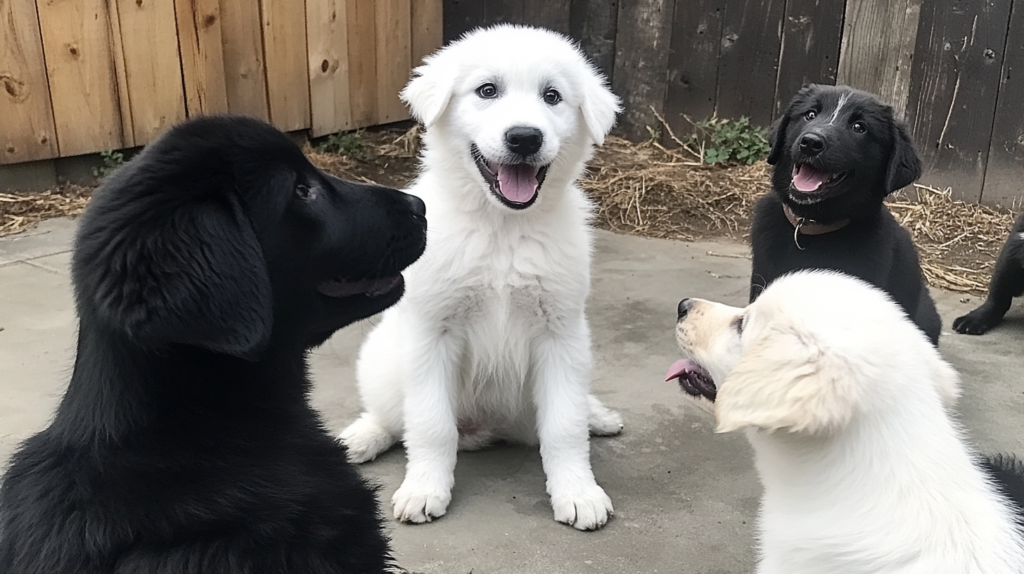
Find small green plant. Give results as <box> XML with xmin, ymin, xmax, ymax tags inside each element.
<box><xmin>686</xmin><ymin>116</ymin><xmax>770</xmax><ymax>165</ymax></box>
<box><xmin>316</xmin><ymin>130</ymin><xmax>366</xmax><ymax>157</ymax></box>
<box><xmin>93</xmin><ymin>149</ymin><xmax>125</xmax><ymax>179</ymax></box>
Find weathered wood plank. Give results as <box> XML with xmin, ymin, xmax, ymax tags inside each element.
<box><xmin>346</xmin><ymin>0</ymin><xmax>378</xmax><ymax>126</ymax></box>
<box><xmin>411</xmin><ymin>0</ymin><xmax>443</xmax><ymax>65</ymax></box>
<box><xmin>569</xmin><ymin>0</ymin><xmax>619</xmax><ymax>82</ymax></box>
<box><xmin>36</xmin><ymin>0</ymin><xmax>124</xmax><ymax>156</ymax></box>
<box><xmin>106</xmin><ymin>0</ymin><xmax>135</xmax><ymax>147</ymax></box>
<box><xmin>836</xmin><ymin>0</ymin><xmax>922</xmax><ymax>119</ymax></box>
<box><xmin>905</xmin><ymin>0</ymin><xmax>1011</xmax><ymax>203</ymax></box>
<box><xmin>716</xmin><ymin>0</ymin><xmax>785</xmax><ymax>127</ymax></box>
<box><xmin>524</xmin><ymin>0</ymin><xmax>571</xmax><ymax>34</ymax></box>
<box><xmin>443</xmin><ymin>0</ymin><xmax>486</xmax><ymax>42</ymax></box>
<box><xmin>175</xmin><ymin>0</ymin><xmax>230</xmax><ymax>116</ymax></box>
<box><xmin>664</xmin><ymin>0</ymin><xmax>725</xmax><ymax>138</ymax></box>
<box><xmin>113</xmin><ymin>0</ymin><xmax>187</xmax><ymax>145</ymax></box>
<box><xmin>260</xmin><ymin>0</ymin><xmax>311</xmax><ymax>131</ymax></box>
<box><xmin>773</xmin><ymin>0</ymin><xmax>847</xmax><ymax>118</ymax></box>
<box><xmin>375</xmin><ymin>0</ymin><xmax>412</xmax><ymax>124</ymax></box>
<box><xmin>612</xmin><ymin>0</ymin><xmax>674</xmax><ymax>141</ymax></box>
<box><xmin>1</xmin><ymin>0</ymin><xmax>58</xmax><ymax>163</ymax></box>
<box><xmin>219</xmin><ymin>0</ymin><xmax>269</xmax><ymax>120</ymax></box>
<box><xmin>307</xmin><ymin>0</ymin><xmax>352</xmax><ymax>136</ymax></box>
<box><xmin>983</xmin><ymin>0</ymin><xmax>1024</xmax><ymax>208</ymax></box>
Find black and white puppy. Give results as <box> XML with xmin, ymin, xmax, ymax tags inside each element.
<box><xmin>0</xmin><ymin>116</ymin><xmax>427</xmax><ymax>574</ymax></box>
<box><xmin>954</xmin><ymin>210</ymin><xmax>1024</xmax><ymax>335</ymax></box>
<box><xmin>750</xmin><ymin>84</ymin><xmax>941</xmax><ymax>345</ymax></box>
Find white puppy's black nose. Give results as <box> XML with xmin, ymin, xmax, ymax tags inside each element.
<box><xmin>678</xmin><ymin>298</ymin><xmax>692</xmax><ymax>321</ymax></box>
<box><xmin>505</xmin><ymin>126</ymin><xmax>543</xmax><ymax>157</ymax></box>
<box><xmin>799</xmin><ymin>133</ymin><xmax>826</xmax><ymax>156</ymax></box>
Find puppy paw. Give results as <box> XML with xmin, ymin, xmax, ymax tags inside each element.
<box><xmin>952</xmin><ymin>305</ymin><xmax>1001</xmax><ymax>335</ymax></box>
<box><xmin>338</xmin><ymin>414</ymin><xmax>396</xmax><ymax>463</ymax></box>
<box><xmin>392</xmin><ymin>481</ymin><xmax>452</xmax><ymax>524</ymax></box>
<box><xmin>550</xmin><ymin>484</ymin><xmax>613</xmax><ymax>531</ymax></box>
<box><xmin>588</xmin><ymin>396</ymin><xmax>624</xmax><ymax>437</ymax></box>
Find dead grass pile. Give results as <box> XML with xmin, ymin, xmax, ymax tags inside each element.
<box><xmin>0</xmin><ymin>185</ymin><xmax>92</xmax><ymax>237</ymax></box>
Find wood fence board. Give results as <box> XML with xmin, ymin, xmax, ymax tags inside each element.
<box><xmin>1</xmin><ymin>0</ymin><xmax>58</xmax><ymax>163</ymax></box>
<box><xmin>524</xmin><ymin>0</ymin><xmax>571</xmax><ymax>34</ymax></box>
<box><xmin>483</xmin><ymin>1</ymin><xmax>524</xmax><ymax>26</ymax></box>
<box><xmin>773</xmin><ymin>0</ymin><xmax>846</xmax><ymax>118</ymax></box>
<box><xmin>664</xmin><ymin>0</ymin><xmax>725</xmax><ymax>138</ymax></box>
<box><xmin>716</xmin><ymin>0</ymin><xmax>785</xmax><ymax>127</ymax></box>
<box><xmin>374</xmin><ymin>0</ymin><xmax>412</xmax><ymax>124</ymax></box>
<box><xmin>837</xmin><ymin>0</ymin><xmax>921</xmax><ymax>119</ymax></box>
<box><xmin>906</xmin><ymin>0</ymin><xmax>1011</xmax><ymax>203</ymax></box>
<box><xmin>612</xmin><ymin>0</ymin><xmax>674</xmax><ymax>141</ymax></box>
<box><xmin>444</xmin><ymin>0</ymin><xmax>486</xmax><ymax>42</ymax></box>
<box><xmin>219</xmin><ymin>0</ymin><xmax>269</xmax><ymax>120</ymax></box>
<box><xmin>106</xmin><ymin>0</ymin><xmax>135</xmax><ymax>147</ymax></box>
<box><xmin>113</xmin><ymin>0</ymin><xmax>187</xmax><ymax>145</ymax></box>
<box><xmin>307</xmin><ymin>0</ymin><xmax>352</xmax><ymax>137</ymax></box>
<box><xmin>175</xmin><ymin>0</ymin><xmax>230</xmax><ymax>116</ymax></box>
<box><xmin>568</xmin><ymin>0</ymin><xmax>619</xmax><ymax>83</ymax></box>
<box><xmin>346</xmin><ymin>0</ymin><xmax>377</xmax><ymax>126</ymax></box>
<box><xmin>36</xmin><ymin>0</ymin><xmax>123</xmax><ymax>156</ymax></box>
<box><xmin>982</xmin><ymin>0</ymin><xmax>1024</xmax><ymax>208</ymax></box>
<box><xmin>411</xmin><ymin>0</ymin><xmax>443</xmax><ymax>66</ymax></box>
<box><xmin>260</xmin><ymin>0</ymin><xmax>311</xmax><ymax>131</ymax></box>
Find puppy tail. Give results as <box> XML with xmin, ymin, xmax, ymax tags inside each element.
<box><xmin>981</xmin><ymin>454</ymin><xmax>1024</xmax><ymax>526</ymax></box>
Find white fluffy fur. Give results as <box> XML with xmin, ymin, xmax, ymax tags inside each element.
<box><xmin>675</xmin><ymin>270</ymin><xmax>1024</xmax><ymax>573</ymax></box>
<box><xmin>339</xmin><ymin>25</ymin><xmax>623</xmax><ymax>531</ymax></box>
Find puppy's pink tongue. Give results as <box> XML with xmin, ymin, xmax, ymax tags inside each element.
<box><xmin>792</xmin><ymin>164</ymin><xmax>829</xmax><ymax>192</ymax></box>
<box><xmin>497</xmin><ymin>164</ymin><xmax>540</xmax><ymax>203</ymax></box>
<box><xmin>665</xmin><ymin>359</ymin><xmax>700</xmax><ymax>382</ymax></box>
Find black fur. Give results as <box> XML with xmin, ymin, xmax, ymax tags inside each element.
<box><xmin>0</xmin><ymin>115</ymin><xmax>427</xmax><ymax>573</ymax></box>
<box><xmin>751</xmin><ymin>84</ymin><xmax>941</xmax><ymax>345</ymax></box>
<box><xmin>981</xmin><ymin>455</ymin><xmax>1024</xmax><ymax>527</ymax></box>
<box><xmin>953</xmin><ymin>210</ymin><xmax>1024</xmax><ymax>335</ymax></box>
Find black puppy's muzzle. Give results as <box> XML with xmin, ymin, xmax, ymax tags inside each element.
<box><xmin>799</xmin><ymin>132</ymin><xmax>826</xmax><ymax>157</ymax></box>
<box><xmin>405</xmin><ymin>194</ymin><xmax>426</xmax><ymax>218</ymax></box>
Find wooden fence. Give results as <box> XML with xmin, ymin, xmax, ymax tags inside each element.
<box><xmin>1</xmin><ymin>0</ymin><xmax>442</xmax><ymax>164</ymax></box>
<box><xmin>445</xmin><ymin>0</ymin><xmax>1024</xmax><ymax>207</ymax></box>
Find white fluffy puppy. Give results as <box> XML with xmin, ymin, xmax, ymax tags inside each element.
<box><xmin>339</xmin><ymin>24</ymin><xmax>623</xmax><ymax>531</ymax></box>
<box><xmin>669</xmin><ymin>270</ymin><xmax>1024</xmax><ymax>573</ymax></box>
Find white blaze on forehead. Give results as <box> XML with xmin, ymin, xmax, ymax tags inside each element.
<box><xmin>827</xmin><ymin>92</ymin><xmax>852</xmax><ymax>126</ymax></box>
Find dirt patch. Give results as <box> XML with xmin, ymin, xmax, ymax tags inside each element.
<box><xmin>1</xmin><ymin>125</ymin><xmax>1015</xmax><ymax>295</ymax></box>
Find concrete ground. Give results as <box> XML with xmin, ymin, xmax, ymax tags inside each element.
<box><xmin>2</xmin><ymin>217</ymin><xmax>1023</xmax><ymax>574</ymax></box>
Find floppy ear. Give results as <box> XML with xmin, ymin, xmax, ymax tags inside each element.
<box><xmin>400</xmin><ymin>57</ymin><xmax>456</xmax><ymax>129</ymax></box>
<box><xmin>578</xmin><ymin>64</ymin><xmax>621</xmax><ymax>146</ymax></box>
<box><xmin>714</xmin><ymin>328</ymin><xmax>859</xmax><ymax>434</ymax></box>
<box><xmin>884</xmin><ymin>117</ymin><xmax>922</xmax><ymax>193</ymax></box>
<box><xmin>78</xmin><ymin>193</ymin><xmax>272</xmax><ymax>360</ymax></box>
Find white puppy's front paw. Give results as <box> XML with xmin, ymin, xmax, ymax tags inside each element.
<box><xmin>338</xmin><ymin>414</ymin><xmax>396</xmax><ymax>463</ymax></box>
<box><xmin>588</xmin><ymin>397</ymin><xmax>625</xmax><ymax>437</ymax></box>
<box><xmin>550</xmin><ymin>484</ymin><xmax>614</xmax><ymax>531</ymax></box>
<box><xmin>392</xmin><ymin>480</ymin><xmax>452</xmax><ymax>524</ymax></box>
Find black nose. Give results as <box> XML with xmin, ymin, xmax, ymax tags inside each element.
<box><xmin>678</xmin><ymin>298</ymin><xmax>692</xmax><ymax>321</ymax></box>
<box><xmin>505</xmin><ymin>126</ymin><xmax>543</xmax><ymax>157</ymax></box>
<box><xmin>405</xmin><ymin>194</ymin><xmax>426</xmax><ymax>217</ymax></box>
<box><xmin>799</xmin><ymin>133</ymin><xmax>826</xmax><ymax>156</ymax></box>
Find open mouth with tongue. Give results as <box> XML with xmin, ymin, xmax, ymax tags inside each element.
<box><xmin>791</xmin><ymin>162</ymin><xmax>847</xmax><ymax>196</ymax></box>
<box><xmin>665</xmin><ymin>359</ymin><xmax>717</xmax><ymax>402</ymax></box>
<box><xmin>472</xmin><ymin>145</ymin><xmax>549</xmax><ymax>210</ymax></box>
<box><xmin>316</xmin><ymin>275</ymin><xmax>404</xmax><ymax>299</ymax></box>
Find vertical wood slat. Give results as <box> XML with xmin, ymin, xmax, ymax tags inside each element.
<box><xmin>663</xmin><ymin>0</ymin><xmax>725</xmax><ymax>138</ymax></box>
<box><xmin>346</xmin><ymin>0</ymin><xmax>377</xmax><ymax>126</ymax></box>
<box><xmin>106</xmin><ymin>0</ymin><xmax>134</xmax><ymax>147</ymax></box>
<box><xmin>411</xmin><ymin>0</ymin><xmax>444</xmax><ymax>66</ymax></box>
<box><xmin>715</xmin><ymin>0</ymin><xmax>785</xmax><ymax>127</ymax></box>
<box><xmin>443</xmin><ymin>0</ymin><xmax>485</xmax><ymax>43</ymax></box>
<box><xmin>773</xmin><ymin>0</ymin><xmax>847</xmax><ymax>118</ymax></box>
<box><xmin>524</xmin><ymin>0</ymin><xmax>571</xmax><ymax>34</ymax></box>
<box><xmin>175</xmin><ymin>0</ymin><xmax>230</xmax><ymax>116</ymax></box>
<box><xmin>374</xmin><ymin>0</ymin><xmax>412</xmax><ymax>124</ymax></box>
<box><xmin>112</xmin><ymin>0</ymin><xmax>186</xmax><ymax>146</ymax></box>
<box><xmin>569</xmin><ymin>0</ymin><xmax>620</xmax><ymax>83</ymax></box>
<box><xmin>1</xmin><ymin>0</ymin><xmax>58</xmax><ymax>163</ymax></box>
<box><xmin>260</xmin><ymin>0</ymin><xmax>311</xmax><ymax>131</ymax></box>
<box><xmin>837</xmin><ymin>0</ymin><xmax>922</xmax><ymax>119</ymax></box>
<box><xmin>219</xmin><ymin>0</ymin><xmax>270</xmax><ymax>120</ymax></box>
<box><xmin>307</xmin><ymin>0</ymin><xmax>352</xmax><ymax>136</ymax></box>
<box><xmin>36</xmin><ymin>0</ymin><xmax>124</xmax><ymax>156</ymax></box>
<box><xmin>983</xmin><ymin>0</ymin><xmax>1024</xmax><ymax>208</ymax></box>
<box><xmin>612</xmin><ymin>0</ymin><xmax>675</xmax><ymax>141</ymax></box>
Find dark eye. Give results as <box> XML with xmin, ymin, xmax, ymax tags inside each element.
<box><xmin>295</xmin><ymin>184</ymin><xmax>315</xmax><ymax>200</ymax></box>
<box><xmin>476</xmin><ymin>83</ymin><xmax>498</xmax><ymax>99</ymax></box>
<box><xmin>543</xmin><ymin>88</ymin><xmax>562</xmax><ymax>105</ymax></box>
<box><xmin>804</xmin><ymin>110</ymin><xmax>817</xmax><ymax>121</ymax></box>
<box><xmin>852</xmin><ymin>121</ymin><xmax>867</xmax><ymax>133</ymax></box>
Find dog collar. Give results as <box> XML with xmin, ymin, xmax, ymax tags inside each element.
<box><xmin>782</xmin><ymin>204</ymin><xmax>851</xmax><ymax>250</ymax></box>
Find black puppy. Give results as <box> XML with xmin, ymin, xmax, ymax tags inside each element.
<box><xmin>0</xmin><ymin>116</ymin><xmax>426</xmax><ymax>573</ymax></box>
<box><xmin>953</xmin><ymin>210</ymin><xmax>1024</xmax><ymax>335</ymax></box>
<box><xmin>750</xmin><ymin>84</ymin><xmax>941</xmax><ymax>345</ymax></box>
